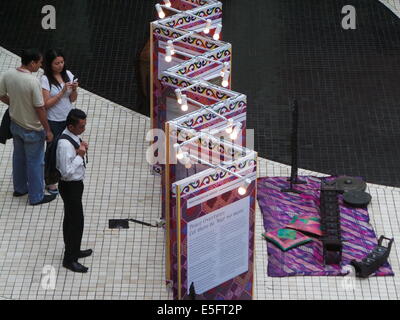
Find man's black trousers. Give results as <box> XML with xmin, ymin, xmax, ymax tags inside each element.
<box><xmin>59</xmin><ymin>180</ymin><xmax>84</xmax><ymax>263</ymax></box>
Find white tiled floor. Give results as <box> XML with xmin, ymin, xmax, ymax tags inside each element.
<box><xmin>0</xmin><ymin>47</ymin><xmax>168</xmax><ymax>300</ymax></box>
<box><xmin>380</xmin><ymin>0</ymin><xmax>400</xmax><ymax>17</ymax></box>
<box><xmin>0</xmin><ymin>39</ymin><xmax>399</xmax><ymax>300</ymax></box>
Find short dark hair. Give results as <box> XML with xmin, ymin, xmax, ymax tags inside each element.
<box><xmin>21</xmin><ymin>48</ymin><xmax>42</xmax><ymax>66</ymax></box>
<box><xmin>66</xmin><ymin>109</ymin><xmax>87</xmax><ymax>127</ymax></box>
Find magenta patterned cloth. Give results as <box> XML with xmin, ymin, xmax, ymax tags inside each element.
<box><xmin>263</xmin><ymin>228</ymin><xmax>312</xmax><ymax>251</ymax></box>
<box><xmin>286</xmin><ymin>215</ymin><xmax>323</xmax><ymax>236</ymax></box>
<box><xmin>257</xmin><ymin>176</ymin><xmax>394</xmax><ymax>277</ymax></box>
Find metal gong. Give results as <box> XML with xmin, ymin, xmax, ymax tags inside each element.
<box><xmin>334</xmin><ymin>176</ymin><xmax>367</xmax><ymax>193</ymax></box>
<box><xmin>343</xmin><ymin>190</ymin><xmax>372</xmax><ymax>208</ymax></box>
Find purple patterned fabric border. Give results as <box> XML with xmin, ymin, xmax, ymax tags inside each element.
<box><xmin>257</xmin><ymin>176</ymin><xmax>394</xmax><ymax>277</ymax></box>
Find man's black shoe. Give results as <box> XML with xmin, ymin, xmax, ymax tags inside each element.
<box><xmin>63</xmin><ymin>261</ymin><xmax>88</xmax><ymax>273</ymax></box>
<box><xmin>30</xmin><ymin>194</ymin><xmax>56</xmax><ymax>206</ymax></box>
<box><xmin>13</xmin><ymin>191</ymin><xmax>28</xmax><ymax>197</ymax></box>
<box><xmin>78</xmin><ymin>249</ymin><xmax>93</xmax><ymax>259</ymax></box>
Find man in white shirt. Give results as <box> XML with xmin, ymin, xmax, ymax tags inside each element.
<box><xmin>57</xmin><ymin>109</ymin><xmax>92</xmax><ymax>273</ymax></box>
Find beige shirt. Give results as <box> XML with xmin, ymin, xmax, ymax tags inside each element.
<box><xmin>0</xmin><ymin>68</ymin><xmax>44</xmax><ymax>131</ymax></box>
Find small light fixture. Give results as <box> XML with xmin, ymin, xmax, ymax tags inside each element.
<box><xmin>222</xmin><ymin>70</ymin><xmax>230</xmax><ymax>87</ymax></box>
<box><xmin>238</xmin><ymin>178</ymin><xmax>251</xmax><ymax>196</ymax></box>
<box><xmin>167</xmin><ymin>40</ymin><xmax>175</xmax><ymax>55</ymax></box>
<box><xmin>230</xmin><ymin>125</ymin><xmax>240</xmax><ymax>140</ymax></box>
<box><xmin>220</xmin><ymin>62</ymin><xmax>229</xmax><ymax>77</ymax></box>
<box><xmin>237</xmin><ymin>185</ymin><xmax>246</xmax><ymax>196</ymax></box>
<box><xmin>174</xmin><ymin>144</ymin><xmax>184</xmax><ymax>160</ymax></box>
<box><xmin>213</xmin><ymin>24</ymin><xmax>222</xmax><ymax>40</ymax></box>
<box><xmin>165</xmin><ymin>45</ymin><xmax>172</xmax><ymax>62</ymax></box>
<box><xmin>183</xmin><ymin>155</ymin><xmax>192</xmax><ymax>169</ymax></box>
<box><xmin>225</xmin><ymin>119</ymin><xmax>234</xmax><ymax>134</ymax></box>
<box><xmin>181</xmin><ymin>94</ymin><xmax>188</xmax><ymax>112</ymax></box>
<box><xmin>163</xmin><ymin>0</ymin><xmax>171</xmax><ymax>8</ymax></box>
<box><xmin>155</xmin><ymin>4</ymin><xmax>165</xmax><ymax>19</ymax></box>
<box><xmin>203</xmin><ymin>19</ymin><xmax>212</xmax><ymax>34</ymax></box>
<box><xmin>178</xmin><ymin>152</ymin><xmax>191</xmax><ymax>168</ymax></box>
<box><xmin>175</xmin><ymin>89</ymin><xmax>182</xmax><ymax>104</ymax></box>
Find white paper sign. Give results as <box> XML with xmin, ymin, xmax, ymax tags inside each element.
<box><xmin>186</xmin><ymin>197</ymin><xmax>250</xmax><ymax>295</ymax></box>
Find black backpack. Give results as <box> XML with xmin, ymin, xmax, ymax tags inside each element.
<box><xmin>45</xmin><ymin>134</ymin><xmax>80</xmax><ymax>185</ymax></box>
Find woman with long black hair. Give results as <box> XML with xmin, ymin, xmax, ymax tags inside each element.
<box><xmin>41</xmin><ymin>49</ymin><xmax>79</xmax><ymax>194</ymax></box>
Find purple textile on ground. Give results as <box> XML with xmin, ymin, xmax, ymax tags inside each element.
<box><xmin>257</xmin><ymin>176</ymin><xmax>394</xmax><ymax>277</ymax></box>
